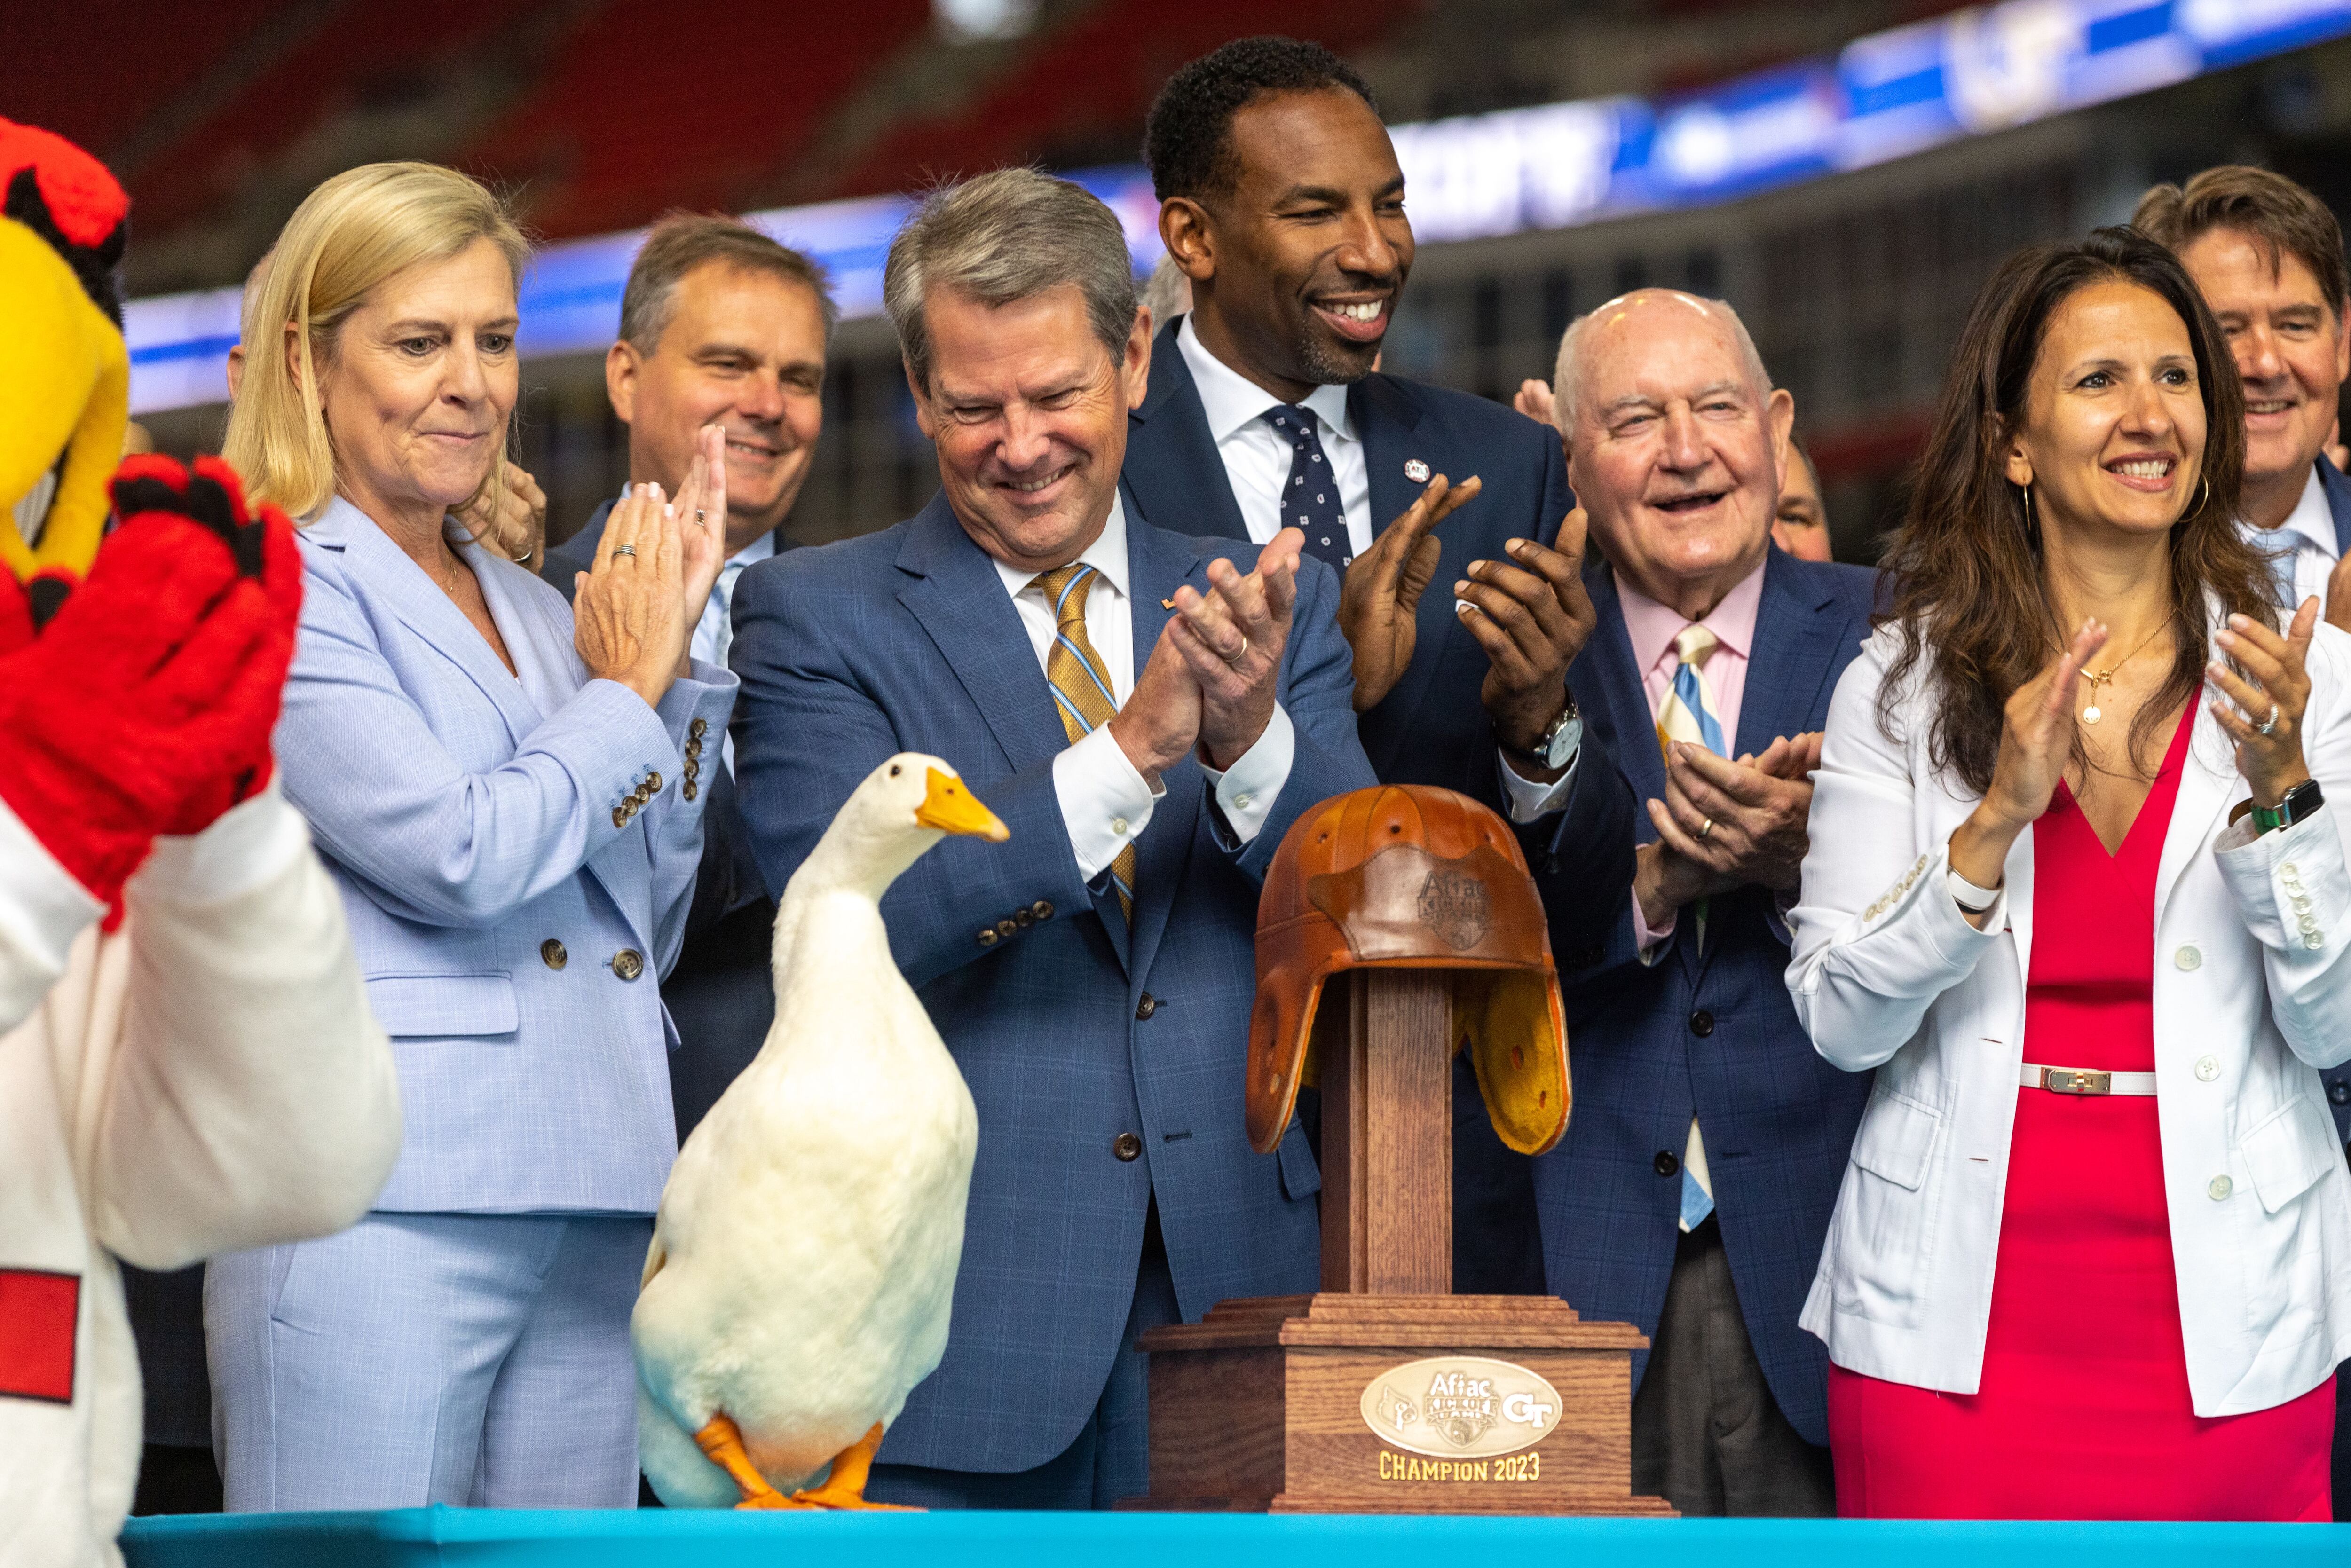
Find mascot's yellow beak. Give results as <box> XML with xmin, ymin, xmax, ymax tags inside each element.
<box><xmin>0</xmin><ymin>215</ymin><xmax>124</xmax><ymax>582</ymax></box>
<box><xmin>914</xmin><ymin>767</ymin><xmax>1009</xmax><ymax>841</ymax></box>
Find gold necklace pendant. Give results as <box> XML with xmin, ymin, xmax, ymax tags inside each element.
<box><xmin>2082</xmin><ymin>670</ymin><xmax>2111</xmax><ymax>725</ymax></box>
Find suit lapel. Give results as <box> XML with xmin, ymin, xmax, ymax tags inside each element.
<box><xmin>1122</xmin><ymin>514</ymin><xmax>1208</xmax><ymax>984</ymax></box>
<box><xmin>1126</xmin><ymin>316</ymin><xmax>1249</xmax><ymax>544</ymax></box>
<box><xmin>326</xmin><ymin>499</ymin><xmax>544</xmax><ymax>748</ymax></box>
<box><xmin>894</xmin><ymin>497</ymin><xmax>1073</xmax><ymax>779</ymax></box>
<box><xmin>1353</xmin><ymin>375</ymin><xmax>1441</xmax><ymax>774</ymax></box>
<box><xmin>1582</xmin><ymin>566</ymin><xmax>1668</xmax><ymax>815</ymax></box>
<box><xmin>1731</xmin><ymin>553</ymin><xmax>1842</xmax><ymax>761</ymax></box>
<box><xmin>2320</xmin><ymin>457</ymin><xmax>2351</xmax><ymax>556</ymax></box>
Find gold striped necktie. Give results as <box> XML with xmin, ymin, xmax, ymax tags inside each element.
<box><xmin>1031</xmin><ymin>562</ymin><xmax>1135</xmax><ymax>920</ymax></box>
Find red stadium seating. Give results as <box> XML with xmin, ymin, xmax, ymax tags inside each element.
<box><xmin>124</xmin><ymin>0</ymin><xmax>541</xmax><ymax>237</ymax></box>
<box><xmin>827</xmin><ymin>0</ymin><xmax>1426</xmax><ymax>201</ymax></box>
<box><xmin>9</xmin><ymin>0</ymin><xmax>288</xmax><ymax>164</ymax></box>
<box><xmin>458</xmin><ymin>2</ymin><xmax>932</xmax><ymax>240</ymax></box>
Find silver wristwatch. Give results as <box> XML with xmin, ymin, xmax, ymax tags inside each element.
<box><xmin>1529</xmin><ymin>695</ymin><xmax>1583</xmax><ymax>771</ymax></box>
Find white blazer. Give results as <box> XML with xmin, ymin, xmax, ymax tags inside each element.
<box><xmin>1787</xmin><ymin>617</ymin><xmax>2351</xmax><ymax>1417</ymax></box>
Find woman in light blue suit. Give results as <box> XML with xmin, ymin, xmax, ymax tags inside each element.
<box><xmin>205</xmin><ymin>163</ymin><xmax>737</xmax><ymax>1510</ymax></box>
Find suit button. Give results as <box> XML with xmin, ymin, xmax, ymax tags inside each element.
<box><xmin>611</xmin><ymin>806</ymin><xmax>630</xmax><ymax>828</ymax></box>
<box><xmin>1015</xmin><ymin>908</ymin><xmax>1034</xmax><ymax>928</ymax></box>
<box><xmin>978</xmin><ymin>928</ymin><xmax>999</xmax><ymax>947</ymax></box>
<box><xmin>997</xmin><ymin>918</ymin><xmax>1018</xmax><ymax>938</ymax></box>
<box><xmin>690</xmin><ymin>718</ymin><xmax>709</xmax><ymax>738</ymax></box>
<box><xmin>2175</xmin><ymin>945</ymin><xmax>2201</xmax><ymax>971</ymax></box>
<box><xmin>2195</xmin><ymin>1055</ymin><xmax>2219</xmax><ymax>1082</ymax></box>
<box><xmin>1689</xmin><ymin>1010</ymin><xmax>1714</xmax><ymax>1038</ymax></box>
<box><xmin>611</xmin><ymin>949</ymin><xmax>645</xmax><ymax>982</ymax></box>
<box><xmin>1136</xmin><ymin>992</ymin><xmax>1158</xmax><ymax>1020</ymax></box>
<box><xmin>1654</xmin><ymin>1150</ymin><xmax>1680</xmax><ymax>1177</ymax></box>
<box><xmin>2208</xmin><ymin>1174</ymin><xmax>2233</xmax><ymax>1201</ymax></box>
<box><xmin>645</xmin><ymin>772</ymin><xmax>662</xmax><ymax>793</ymax></box>
<box><xmin>1113</xmin><ymin>1132</ymin><xmax>1143</xmax><ymax>1162</ymax></box>
<box><xmin>541</xmin><ymin>939</ymin><xmax>568</xmax><ymax>971</ymax></box>
<box><xmin>1033</xmin><ymin>900</ymin><xmax>1055</xmax><ymax>920</ymax></box>
<box><xmin>2331</xmin><ymin>1081</ymin><xmax>2350</xmax><ymax>1105</ymax></box>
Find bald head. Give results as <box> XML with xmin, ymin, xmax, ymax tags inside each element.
<box><xmin>1547</xmin><ymin>290</ymin><xmax>1793</xmax><ymax>619</ymax></box>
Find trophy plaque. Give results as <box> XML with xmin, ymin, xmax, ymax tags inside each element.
<box><xmin>1131</xmin><ymin>787</ymin><xmax>1672</xmax><ymax>1516</ymax></box>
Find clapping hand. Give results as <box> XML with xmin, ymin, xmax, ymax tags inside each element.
<box><xmin>1634</xmin><ymin>733</ymin><xmax>1824</xmax><ymax>928</ymax></box>
<box><xmin>1946</xmin><ymin>617</ymin><xmax>2107</xmax><ymax>922</ymax></box>
<box><xmin>574</xmin><ymin>481</ymin><xmax>691</xmax><ymax>709</ymax></box>
<box><xmin>2211</xmin><ymin>600</ymin><xmax>2316</xmax><ymax>808</ymax></box>
<box><xmin>1167</xmin><ymin>528</ymin><xmax>1302</xmax><ymax>769</ymax></box>
<box><xmin>1458</xmin><ymin>506</ymin><xmax>1600</xmax><ymax>776</ymax></box>
<box><xmin>669</xmin><ymin>423</ymin><xmax>730</xmax><ymax>633</ymax></box>
<box><xmin>1339</xmin><ymin>474</ymin><xmax>1481</xmax><ymax>710</ymax></box>
<box><xmin>453</xmin><ymin>461</ymin><xmax>547</xmax><ymax>566</ymax></box>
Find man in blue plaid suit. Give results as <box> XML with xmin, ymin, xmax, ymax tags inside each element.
<box><xmin>726</xmin><ymin>170</ymin><xmax>1373</xmax><ymax>1507</ymax></box>
<box><xmin>1531</xmin><ymin>292</ymin><xmax>1875</xmax><ymax>1515</ymax></box>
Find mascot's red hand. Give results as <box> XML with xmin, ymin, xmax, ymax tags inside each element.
<box><xmin>0</xmin><ymin>457</ymin><xmax>301</xmax><ymax>905</ymax></box>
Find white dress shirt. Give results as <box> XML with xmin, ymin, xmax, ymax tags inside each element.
<box><xmin>1174</xmin><ymin>314</ymin><xmax>1576</xmax><ymax>822</ymax></box>
<box><xmin>691</xmin><ymin>525</ymin><xmax>773</xmax><ymax>777</ymax></box>
<box><xmin>2240</xmin><ymin>463</ymin><xmax>2338</xmax><ymax>613</ymax></box>
<box><xmin>991</xmin><ymin>495</ymin><xmax>1294</xmax><ymax>882</ymax></box>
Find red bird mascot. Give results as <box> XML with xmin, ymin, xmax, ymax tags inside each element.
<box><xmin>0</xmin><ymin>119</ymin><xmax>402</xmax><ymax>1567</ymax></box>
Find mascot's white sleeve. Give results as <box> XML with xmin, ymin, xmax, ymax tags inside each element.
<box><xmin>0</xmin><ymin>803</ymin><xmax>104</xmax><ymax>1031</ymax></box>
<box><xmin>80</xmin><ymin>785</ymin><xmax>403</xmax><ymax>1267</ymax></box>
<box><xmin>1</xmin><ymin>783</ymin><xmax>400</xmax><ymax>1568</ymax></box>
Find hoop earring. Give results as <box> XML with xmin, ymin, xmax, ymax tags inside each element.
<box><xmin>2197</xmin><ymin>474</ymin><xmax>2211</xmax><ymax>517</ymax></box>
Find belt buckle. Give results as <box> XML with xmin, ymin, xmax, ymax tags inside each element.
<box><xmin>2042</xmin><ymin>1068</ymin><xmax>2111</xmax><ymax>1095</ymax></box>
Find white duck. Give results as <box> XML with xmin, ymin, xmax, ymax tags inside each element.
<box><xmin>633</xmin><ymin>752</ymin><xmax>1006</xmax><ymax>1509</ymax></box>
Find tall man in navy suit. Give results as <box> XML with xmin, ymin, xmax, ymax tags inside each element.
<box><xmin>544</xmin><ymin>215</ymin><xmax>834</xmax><ymax>1139</ymax></box>
<box><xmin>727</xmin><ymin>169</ymin><xmax>1374</xmax><ymax>1507</ymax></box>
<box><xmin>1128</xmin><ymin>37</ymin><xmax>1637</xmax><ymax>1294</ymax></box>
<box><xmin>2136</xmin><ymin>161</ymin><xmax>2351</xmax><ymax>1519</ymax></box>
<box><xmin>1533</xmin><ymin>291</ymin><xmax>1874</xmax><ymax>1515</ymax></box>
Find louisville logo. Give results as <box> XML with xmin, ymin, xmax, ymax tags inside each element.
<box><xmin>1416</xmin><ymin>868</ymin><xmax>1491</xmax><ymax>950</ymax></box>
<box><xmin>0</xmin><ymin>1268</ymin><xmax>78</xmax><ymax>1403</ymax></box>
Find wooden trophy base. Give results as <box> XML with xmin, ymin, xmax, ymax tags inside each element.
<box><xmin>1126</xmin><ymin>1292</ymin><xmax>1675</xmax><ymax>1515</ymax></box>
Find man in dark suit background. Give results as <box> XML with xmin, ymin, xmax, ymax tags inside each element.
<box><xmin>2136</xmin><ymin>161</ymin><xmax>2351</xmax><ymax>1521</ymax></box>
<box><xmin>1530</xmin><ymin>289</ymin><xmax>1874</xmax><ymax>1515</ymax></box>
<box><xmin>544</xmin><ymin>215</ymin><xmax>834</xmax><ymax>1138</ymax></box>
<box><xmin>1127</xmin><ymin>37</ymin><xmax>1638</xmax><ymax>1295</ymax></box>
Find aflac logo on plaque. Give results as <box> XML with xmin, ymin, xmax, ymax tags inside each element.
<box><xmin>1359</xmin><ymin>1355</ymin><xmax>1561</xmax><ymax>1458</ymax></box>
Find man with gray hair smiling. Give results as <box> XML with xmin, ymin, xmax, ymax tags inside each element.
<box><xmin>1527</xmin><ymin>289</ymin><xmax>1875</xmax><ymax>1514</ymax></box>
<box><xmin>726</xmin><ymin>167</ymin><xmax>1373</xmax><ymax>1507</ymax></box>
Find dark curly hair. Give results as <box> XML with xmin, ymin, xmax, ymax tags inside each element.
<box><xmin>1142</xmin><ymin>36</ymin><xmax>1377</xmax><ymax>203</ymax></box>
<box><xmin>1876</xmin><ymin>226</ymin><xmax>2272</xmax><ymax>795</ymax></box>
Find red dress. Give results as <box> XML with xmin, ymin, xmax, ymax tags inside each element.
<box><xmin>1827</xmin><ymin>710</ymin><xmax>2336</xmax><ymax>1520</ymax></box>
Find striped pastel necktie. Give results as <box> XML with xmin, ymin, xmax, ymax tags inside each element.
<box><xmin>1032</xmin><ymin>563</ymin><xmax>1135</xmax><ymax>921</ymax></box>
<box><xmin>1656</xmin><ymin>622</ymin><xmax>1722</xmax><ymax>1233</ymax></box>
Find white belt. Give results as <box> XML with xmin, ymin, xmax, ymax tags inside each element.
<box><xmin>2019</xmin><ymin>1063</ymin><xmax>2157</xmax><ymax>1096</ymax></box>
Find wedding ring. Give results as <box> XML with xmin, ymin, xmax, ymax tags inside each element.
<box><xmin>1698</xmin><ymin>817</ymin><xmax>1715</xmax><ymax>840</ymax></box>
<box><xmin>2259</xmin><ymin>702</ymin><xmax>2281</xmax><ymax>737</ymax></box>
<box><xmin>694</xmin><ymin>509</ymin><xmax>708</xmax><ymax>525</ymax></box>
<box><xmin>613</xmin><ymin>544</ymin><xmax>638</xmax><ymax>559</ymax></box>
<box><xmin>1223</xmin><ymin>634</ymin><xmax>1250</xmax><ymax>668</ymax></box>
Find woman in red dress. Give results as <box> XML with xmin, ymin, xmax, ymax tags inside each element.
<box><xmin>1789</xmin><ymin>229</ymin><xmax>2351</xmax><ymax>1519</ymax></box>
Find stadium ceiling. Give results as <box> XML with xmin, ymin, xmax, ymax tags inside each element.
<box><xmin>124</xmin><ymin>0</ymin><xmax>2351</xmax><ymax>414</ymax></box>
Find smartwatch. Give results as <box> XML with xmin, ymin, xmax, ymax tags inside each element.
<box><xmin>2253</xmin><ymin>778</ymin><xmax>2325</xmax><ymax>835</ymax></box>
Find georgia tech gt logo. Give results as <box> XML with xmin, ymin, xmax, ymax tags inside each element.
<box><xmin>1358</xmin><ymin>1355</ymin><xmax>1561</xmax><ymax>1459</ymax></box>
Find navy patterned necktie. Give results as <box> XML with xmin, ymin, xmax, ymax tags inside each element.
<box><xmin>1260</xmin><ymin>405</ymin><xmax>1353</xmax><ymax>571</ymax></box>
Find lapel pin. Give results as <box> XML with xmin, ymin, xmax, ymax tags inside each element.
<box><xmin>1160</xmin><ymin>598</ymin><xmax>1177</xmax><ymax>610</ymax></box>
<box><xmin>1404</xmin><ymin>458</ymin><xmax>1431</xmax><ymax>483</ymax></box>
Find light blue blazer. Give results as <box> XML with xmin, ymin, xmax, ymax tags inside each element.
<box><xmin>277</xmin><ymin>497</ymin><xmax>737</xmax><ymax>1214</ymax></box>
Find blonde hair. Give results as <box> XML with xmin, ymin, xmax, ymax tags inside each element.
<box><xmin>223</xmin><ymin>162</ymin><xmax>529</xmax><ymax>520</ymax></box>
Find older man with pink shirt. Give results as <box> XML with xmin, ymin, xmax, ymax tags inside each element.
<box><xmin>1527</xmin><ymin>290</ymin><xmax>1876</xmax><ymax>1516</ymax></box>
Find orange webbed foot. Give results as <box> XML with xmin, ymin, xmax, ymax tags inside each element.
<box><xmin>789</xmin><ymin>1423</ymin><xmax>918</xmax><ymax>1511</ymax></box>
